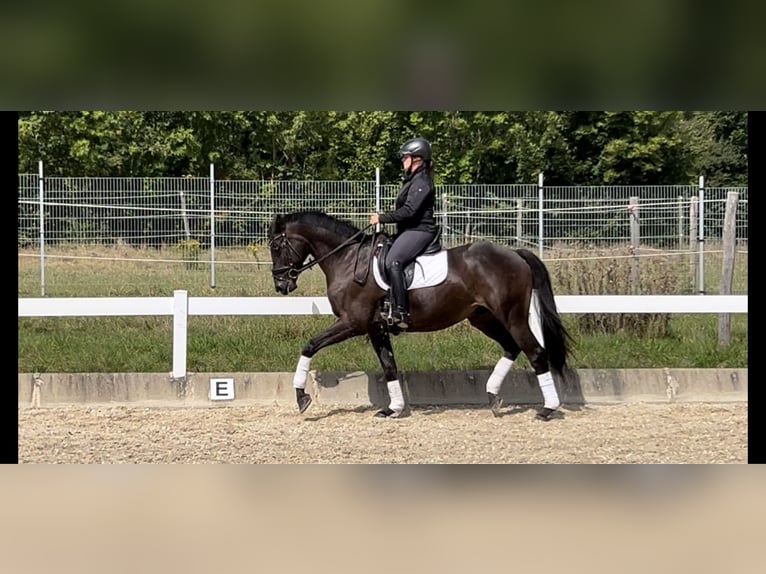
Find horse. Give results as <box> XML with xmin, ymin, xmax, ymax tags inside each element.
<box><xmin>267</xmin><ymin>210</ymin><xmax>574</xmax><ymax>421</ymax></box>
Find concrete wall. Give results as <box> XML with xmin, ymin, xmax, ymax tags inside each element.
<box><xmin>19</xmin><ymin>368</ymin><xmax>747</xmax><ymax>408</ymax></box>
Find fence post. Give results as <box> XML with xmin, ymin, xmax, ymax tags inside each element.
<box><xmin>629</xmin><ymin>196</ymin><xmax>640</xmax><ymax>294</ymax></box>
<box><xmin>442</xmin><ymin>191</ymin><xmax>448</xmax><ymax>244</ymax></box>
<box><xmin>465</xmin><ymin>211</ymin><xmax>471</xmax><ymax>243</ymax></box>
<box><xmin>697</xmin><ymin>176</ymin><xmax>705</xmax><ymax>295</ymax></box>
<box><xmin>538</xmin><ymin>173</ymin><xmax>544</xmax><ymax>258</ymax></box>
<box><xmin>689</xmin><ymin>195</ymin><xmax>698</xmax><ymax>293</ymax></box>
<box><xmin>210</xmin><ymin>163</ymin><xmax>216</xmax><ymax>289</ymax></box>
<box><xmin>172</xmin><ymin>289</ymin><xmax>188</xmax><ymax>380</ymax></box>
<box><xmin>516</xmin><ymin>198</ymin><xmax>523</xmax><ymax>246</ymax></box>
<box><xmin>38</xmin><ymin>160</ymin><xmax>45</xmax><ymax>297</ymax></box>
<box><xmin>375</xmin><ymin>168</ymin><xmax>381</xmax><ymax>233</ymax></box>
<box><xmin>179</xmin><ymin>190</ymin><xmax>191</xmax><ymax>240</ymax></box>
<box><xmin>677</xmin><ymin>195</ymin><xmax>684</xmax><ymax>250</ymax></box>
<box><xmin>718</xmin><ymin>191</ymin><xmax>739</xmax><ymax>347</ymax></box>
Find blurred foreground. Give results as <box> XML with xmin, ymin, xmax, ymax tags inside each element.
<box><xmin>1</xmin><ymin>464</ymin><xmax>762</xmax><ymax>573</ymax></box>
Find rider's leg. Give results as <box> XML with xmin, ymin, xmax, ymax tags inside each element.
<box><xmin>385</xmin><ymin>230</ymin><xmax>434</xmax><ymax>328</ymax></box>
<box><xmin>386</xmin><ymin>260</ymin><xmax>410</xmax><ymax>328</ymax></box>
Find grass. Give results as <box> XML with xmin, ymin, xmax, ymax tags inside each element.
<box><xmin>18</xmin><ymin>314</ymin><xmax>748</xmax><ymax>373</ymax></box>
<box><xmin>18</xmin><ymin>244</ymin><xmax>748</xmax><ymax>373</ymax></box>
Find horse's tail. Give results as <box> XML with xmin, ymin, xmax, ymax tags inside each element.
<box><xmin>515</xmin><ymin>248</ymin><xmax>574</xmax><ymax>373</ymax></box>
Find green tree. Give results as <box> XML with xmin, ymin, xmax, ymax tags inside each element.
<box><xmin>561</xmin><ymin>111</ymin><xmax>693</xmax><ymax>185</ymax></box>
<box><xmin>19</xmin><ymin>110</ymin><xmax>746</xmax><ymax>186</ymax></box>
<box><xmin>680</xmin><ymin>111</ymin><xmax>747</xmax><ymax>187</ymax></box>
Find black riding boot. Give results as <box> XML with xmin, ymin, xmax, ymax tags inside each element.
<box><xmin>388</xmin><ymin>261</ymin><xmax>411</xmax><ymax>329</ymax></box>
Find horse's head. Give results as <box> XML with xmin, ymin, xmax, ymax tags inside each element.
<box><xmin>267</xmin><ymin>214</ymin><xmax>310</xmax><ymax>294</ymax></box>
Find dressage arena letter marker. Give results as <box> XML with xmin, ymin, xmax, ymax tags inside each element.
<box><xmin>209</xmin><ymin>378</ymin><xmax>235</xmax><ymax>401</ymax></box>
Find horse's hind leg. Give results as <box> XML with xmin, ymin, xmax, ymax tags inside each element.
<box><xmin>508</xmin><ymin>303</ymin><xmax>561</xmax><ymax>421</ymax></box>
<box><xmin>368</xmin><ymin>320</ymin><xmax>406</xmax><ymax>418</ymax></box>
<box><xmin>468</xmin><ymin>308</ymin><xmax>522</xmax><ymax>417</ymax></box>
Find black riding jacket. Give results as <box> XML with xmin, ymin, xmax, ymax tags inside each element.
<box><xmin>378</xmin><ymin>165</ymin><xmax>437</xmax><ymax>235</ymax></box>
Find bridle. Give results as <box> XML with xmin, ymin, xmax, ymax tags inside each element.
<box><xmin>269</xmin><ymin>224</ymin><xmax>374</xmax><ymax>282</ymax></box>
<box><xmin>268</xmin><ymin>232</ymin><xmax>305</xmax><ymax>281</ymax></box>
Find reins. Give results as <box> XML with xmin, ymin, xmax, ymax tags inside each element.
<box><xmin>271</xmin><ymin>223</ymin><xmax>374</xmax><ymax>280</ymax></box>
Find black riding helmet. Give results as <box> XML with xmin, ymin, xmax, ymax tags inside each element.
<box><xmin>398</xmin><ymin>137</ymin><xmax>432</xmax><ymax>161</ymax></box>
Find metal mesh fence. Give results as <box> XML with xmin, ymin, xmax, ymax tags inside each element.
<box><xmin>18</xmin><ymin>173</ymin><xmax>748</xmax><ymax>297</ymax></box>
<box><xmin>216</xmin><ymin>180</ymin><xmax>376</xmax><ymax>247</ymax></box>
<box><xmin>18</xmin><ymin>173</ymin><xmax>39</xmax><ymax>248</ymax></box>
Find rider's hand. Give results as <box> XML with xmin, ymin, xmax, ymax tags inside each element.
<box><xmin>369</xmin><ymin>213</ymin><xmax>380</xmax><ymax>225</ymax></box>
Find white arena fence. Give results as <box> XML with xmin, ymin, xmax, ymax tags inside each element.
<box><xmin>18</xmin><ymin>291</ymin><xmax>748</xmax><ymax>379</ymax></box>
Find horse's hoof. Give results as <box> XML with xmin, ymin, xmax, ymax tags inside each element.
<box><xmin>297</xmin><ymin>394</ymin><xmax>312</xmax><ymax>414</ymax></box>
<box><xmin>487</xmin><ymin>392</ymin><xmax>503</xmax><ymax>417</ymax></box>
<box><xmin>374</xmin><ymin>407</ymin><xmax>399</xmax><ymax>418</ymax></box>
<box><xmin>535</xmin><ymin>407</ymin><xmax>556</xmax><ymax>421</ymax></box>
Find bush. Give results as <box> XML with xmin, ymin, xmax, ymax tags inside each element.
<box><xmin>547</xmin><ymin>244</ymin><xmax>684</xmax><ymax>336</ymax></box>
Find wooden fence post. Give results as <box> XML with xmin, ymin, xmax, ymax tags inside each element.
<box><xmin>718</xmin><ymin>191</ymin><xmax>739</xmax><ymax>347</ymax></box>
<box><xmin>179</xmin><ymin>189</ymin><xmax>191</xmax><ymax>241</ymax></box>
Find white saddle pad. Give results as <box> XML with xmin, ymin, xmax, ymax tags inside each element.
<box><xmin>373</xmin><ymin>250</ymin><xmax>449</xmax><ymax>291</ymax></box>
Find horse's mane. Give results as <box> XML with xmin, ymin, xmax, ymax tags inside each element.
<box><xmin>278</xmin><ymin>210</ymin><xmax>362</xmax><ymax>240</ymax></box>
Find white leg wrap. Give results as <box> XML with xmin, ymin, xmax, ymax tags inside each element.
<box><xmin>486</xmin><ymin>356</ymin><xmax>513</xmax><ymax>395</ymax></box>
<box><xmin>387</xmin><ymin>379</ymin><xmax>405</xmax><ymax>415</ymax></box>
<box><xmin>537</xmin><ymin>371</ymin><xmax>560</xmax><ymax>410</ymax></box>
<box><xmin>293</xmin><ymin>355</ymin><xmax>312</xmax><ymax>389</ymax></box>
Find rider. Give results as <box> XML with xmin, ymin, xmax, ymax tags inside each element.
<box><xmin>369</xmin><ymin>137</ymin><xmax>437</xmax><ymax>329</ymax></box>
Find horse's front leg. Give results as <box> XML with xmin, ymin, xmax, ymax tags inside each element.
<box><xmin>293</xmin><ymin>318</ymin><xmax>360</xmax><ymax>414</ymax></box>
<box><xmin>368</xmin><ymin>320</ymin><xmax>406</xmax><ymax>418</ymax></box>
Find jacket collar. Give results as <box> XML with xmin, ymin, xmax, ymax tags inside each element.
<box><xmin>402</xmin><ymin>164</ymin><xmax>426</xmax><ymax>183</ymax></box>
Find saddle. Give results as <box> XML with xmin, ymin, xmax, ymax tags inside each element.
<box><xmin>376</xmin><ymin>227</ymin><xmax>442</xmax><ymax>287</ymax></box>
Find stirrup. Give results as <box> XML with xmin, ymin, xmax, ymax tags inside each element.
<box><xmin>392</xmin><ymin>311</ymin><xmax>411</xmax><ymax>329</ymax></box>
<box><xmin>381</xmin><ymin>299</ymin><xmax>393</xmax><ymax>323</ymax></box>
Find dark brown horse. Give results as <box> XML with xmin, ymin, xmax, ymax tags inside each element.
<box><xmin>268</xmin><ymin>210</ymin><xmax>573</xmax><ymax>420</ymax></box>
